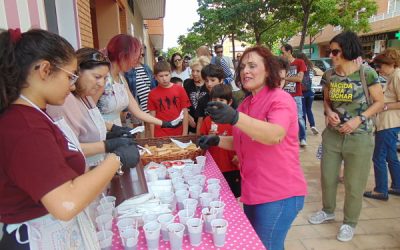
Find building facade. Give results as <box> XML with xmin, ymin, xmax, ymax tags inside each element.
<box><xmin>0</xmin><ymin>0</ymin><xmax>165</xmax><ymax>67</ymax></box>
<box><xmin>289</xmin><ymin>0</ymin><xmax>400</xmax><ymax>59</ymax></box>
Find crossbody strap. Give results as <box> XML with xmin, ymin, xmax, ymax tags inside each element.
<box><xmin>359</xmin><ymin>64</ymin><xmax>372</xmax><ymax>106</ymax></box>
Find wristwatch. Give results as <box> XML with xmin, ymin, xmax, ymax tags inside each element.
<box><xmin>383</xmin><ymin>104</ymin><xmax>388</xmax><ymax>111</ymax></box>
<box><xmin>359</xmin><ymin>114</ymin><xmax>367</xmax><ymax>124</ymax></box>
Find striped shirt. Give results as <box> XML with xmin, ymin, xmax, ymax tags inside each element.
<box><xmin>135</xmin><ymin>66</ymin><xmax>151</xmax><ymax>113</ymax></box>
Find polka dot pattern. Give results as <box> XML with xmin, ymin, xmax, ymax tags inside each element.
<box><xmin>111</xmin><ymin>152</ymin><xmax>266</xmax><ymax>249</ymax></box>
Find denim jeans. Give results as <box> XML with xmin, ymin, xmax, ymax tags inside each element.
<box><xmin>373</xmin><ymin>127</ymin><xmax>400</xmax><ymax>194</ymax></box>
<box><xmin>302</xmin><ymin>91</ymin><xmax>316</xmax><ymax>127</ymax></box>
<box><xmin>294</xmin><ymin>96</ymin><xmax>306</xmax><ymax>140</ymax></box>
<box><xmin>244</xmin><ymin>196</ymin><xmax>305</xmax><ymax>250</ymax></box>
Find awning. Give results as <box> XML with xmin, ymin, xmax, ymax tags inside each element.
<box><xmin>136</xmin><ymin>0</ymin><xmax>166</xmax><ymax>19</ymax></box>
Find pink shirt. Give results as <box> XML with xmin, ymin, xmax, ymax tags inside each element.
<box><xmin>233</xmin><ymin>86</ymin><xmax>307</xmax><ymax>205</ymax></box>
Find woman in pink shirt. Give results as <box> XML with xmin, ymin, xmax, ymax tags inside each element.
<box><xmin>198</xmin><ymin>46</ymin><xmax>307</xmax><ymax>250</ymax></box>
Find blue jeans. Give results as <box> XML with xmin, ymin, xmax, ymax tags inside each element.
<box><xmin>294</xmin><ymin>96</ymin><xmax>306</xmax><ymax>141</ymax></box>
<box><xmin>244</xmin><ymin>196</ymin><xmax>305</xmax><ymax>250</ymax></box>
<box><xmin>302</xmin><ymin>91</ymin><xmax>316</xmax><ymax>127</ymax></box>
<box><xmin>373</xmin><ymin>127</ymin><xmax>400</xmax><ymax>194</ymax></box>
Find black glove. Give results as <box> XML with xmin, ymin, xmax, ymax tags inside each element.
<box><xmin>104</xmin><ymin>137</ymin><xmax>134</xmax><ymax>153</ymax></box>
<box><xmin>197</xmin><ymin>135</ymin><xmax>220</xmax><ymax>150</ymax></box>
<box><xmin>161</xmin><ymin>120</ymin><xmax>182</xmax><ymax>128</ymax></box>
<box><xmin>113</xmin><ymin>144</ymin><xmax>140</xmax><ymax>170</ymax></box>
<box><xmin>205</xmin><ymin>101</ymin><xmax>239</xmax><ymax>125</ymax></box>
<box><xmin>106</xmin><ymin>125</ymin><xmax>132</xmax><ymax>139</ymax></box>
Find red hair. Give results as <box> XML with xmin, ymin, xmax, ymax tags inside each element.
<box><xmin>106</xmin><ymin>34</ymin><xmax>141</xmax><ymax>69</ymax></box>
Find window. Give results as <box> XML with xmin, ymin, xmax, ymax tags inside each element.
<box><xmin>388</xmin><ymin>0</ymin><xmax>400</xmax><ymax>13</ymax></box>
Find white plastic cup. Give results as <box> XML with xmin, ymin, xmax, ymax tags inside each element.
<box><xmin>183</xmin><ymin>198</ymin><xmax>198</xmax><ymax>213</ymax></box>
<box><xmin>156</xmin><ymin>165</ymin><xmax>167</xmax><ymax>179</ymax></box>
<box><xmin>174</xmin><ymin>183</ymin><xmax>188</xmax><ymax>192</ymax></box>
<box><xmin>170</xmin><ymin>171</ymin><xmax>183</xmax><ymax>180</ymax></box>
<box><xmin>211</xmin><ymin>219</ymin><xmax>228</xmax><ymax>247</ymax></box>
<box><xmin>143</xmin><ymin>221</ymin><xmax>161</xmax><ymax>250</ymax></box>
<box><xmin>182</xmin><ymin>164</ymin><xmax>194</xmax><ymax>174</ymax></box>
<box><xmin>186</xmin><ymin>218</ymin><xmax>203</xmax><ymax>246</ymax></box>
<box><xmin>146</xmin><ymin>170</ymin><xmax>158</xmax><ymax>182</ymax></box>
<box><xmin>207</xmin><ymin>184</ymin><xmax>221</xmax><ymax>200</ymax></box>
<box><xmin>171</xmin><ymin>177</ymin><xmax>184</xmax><ymax>186</ymax></box>
<box><xmin>175</xmin><ymin>190</ymin><xmax>189</xmax><ymax>210</ymax></box>
<box><xmin>191</xmin><ymin>164</ymin><xmax>202</xmax><ymax>175</ymax></box>
<box><xmin>142</xmin><ymin>213</ymin><xmax>158</xmax><ymax>225</ymax></box>
<box><xmin>117</xmin><ymin>218</ymin><xmax>135</xmax><ymax>233</ymax></box>
<box><xmin>125</xmin><ymin>236</ymin><xmax>139</xmax><ymax>250</ymax></box>
<box><xmin>178</xmin><ymin>209</ymin><xmax>195</xmax><ymax>235</ymax></box>
<box><xmin>159</xmin><ymin>192</ymin><xmax>176</xmax><ymax>212</ymax></box>
<box><xmin>96</xmin><ymin>203</ymin><xmax>114</xmax><ymax>217</ymax></box>
<box><xmin>167</xmin><ymin>223</ymin><xmax>185</xmax><ymax>250</ymax></box>
<box><xmin>120</xmin><ymin>228</ymin><xmax>139</xmax><ymax>248</ymax></box>
<box><xmin>207</xmin><ymin>178</ymin><xmax>220</xmax><ymax>185</ymax></box>
<box><xmin>199</xmin><ymin>193</ymin><xmax>213</xmax><ymax>208</ymax></box>
<box><xmin>209</xmin><ymin>200</ymin><xmax>225</xmax><ymax>219</ymax></box>
<box><xmin>194</xmin><ymin>174</ymin><xmax>207</xmax><ymax>187</ymax></box>
<box><xmin>99</xmin><ymin>196</ymin><xmax>116</xmax><ymax>207</ymax></box>
<box><xmin>183</xmin><ymin>172</ymin><xmax>194</xmax><ymax>183</ymax></box>
<box><xmin>187</xmin><ymin>178</ymin><xmax>200</xmax><ymax>187</ymax></box>
<box><xmin>95</xmin><ymin>214</ymin><xmax>113</xmax><ymax>231</ymax></box>
<box><xmin>157</xmin><ymin>213</ymin><xmax>175</xmax><ymax>241</ymax></box>
<box><xmin>96</xmin><ymin>230</ymin><xmax>113</xmax><ymax>249</ymax></box>
<box><xmin>201</xmin><ymin>208</ymin><xmax>218</xmax><ymax>233</ymax></box>
<box><xmin>189</xmin><ymin>185</ymin><xmax>203</xmax><ymax>199</ymax></box>
<box><xmin>196</xmin><ymin>156</ymin><xmax>206</xmax><ymax>172</ymax></box>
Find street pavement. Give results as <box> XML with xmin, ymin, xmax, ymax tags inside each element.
<box><xmin>286</xmin><ymin>99</ymin><xmax>400</xmax><ymax>250</ymax></box>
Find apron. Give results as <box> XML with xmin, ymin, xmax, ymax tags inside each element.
<box><xmin>80</xmin><ymin>97</ymin><xmax>107</xmax><ymax>168</ymax></box>
<box><xmin>11</xmin><ymin>95</ymin><xmax>101</xmax><ymax>250</ymax></box>
<box><xmin>101</xmin><ymin>74</ymin><xmax>129</xmax><ymax>126</ymax></box>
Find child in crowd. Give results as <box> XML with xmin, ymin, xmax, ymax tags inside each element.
<box><xmin>170</xmin><ymin>76</ymin><xmax>183</xmax><ymax>86</ymax></box>
<box><xmin>195</xmin><ymin>64</ymin><xmax>226</xmax><ymax>134</ymax></box>
<box><xmin>200</xmin><ymin>84</ymin><xmax>241</xmax><ymax>197</ymax></box>
<box><xmin>147</xmin><ymin>61</ymin><xmax>191</xmax><ymax>137</ymax></box>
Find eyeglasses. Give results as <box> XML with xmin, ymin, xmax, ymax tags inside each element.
<box><xmin>329</xmin><ymin>49</ymin><xmax>341</xmax><ymax>56</ymax></box>
<box><xmin>174</xmin><ymin>58</ymin><xmax>182</xmax><ymax>63</ymax></box>
<box><xmin>55</xmin><ymin>65</ymin><xmax>79</xmax><ymax>85</ymax></box>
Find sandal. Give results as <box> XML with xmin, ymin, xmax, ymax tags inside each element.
<box><xmin>363</xmin><ymin>191</ymin><xmax>388</xmax><ymax>201</ymax></box>
<box><xmin>388</xmin><ymin>189</ymin><xmax>400</xmax><ymax>196</ymax></box>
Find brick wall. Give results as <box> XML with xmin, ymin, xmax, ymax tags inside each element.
<box><xmin>77</xmin><ymin>0</ymin><xmax>93</xmax><ymax>48</ymax></box>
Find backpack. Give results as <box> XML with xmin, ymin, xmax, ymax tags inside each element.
<box><xmin>301</xmin><ymin>70</ymin><xmax>313</xmax><ymax>92</ymax></box>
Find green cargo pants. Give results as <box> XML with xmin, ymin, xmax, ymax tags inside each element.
<box><xmin>321</xmin><ymin>127</ymin><xmax>374</xmax><ymax>227</ymax></box>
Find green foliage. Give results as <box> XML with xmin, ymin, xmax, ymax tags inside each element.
<box><xmin>165</xmin><ymin>47</ymin><xmax>182</xmax><ymax>61</ymax></box>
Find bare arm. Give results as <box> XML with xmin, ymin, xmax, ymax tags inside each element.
<box><xmin>41</xmin><ymin>154</ymin><xmax>120</xmax><ymax>221</ymax></box>
<box><xmin>361</xmin><ymin>84</ymin><xmax>384</xmax><ymax>118</ymax></box>
<box><xmin>285</xmin><ymin>71</ymin><xmax>304</xmax><ymax>83</ymax></box>
<box><xmin>182</xmin><ymin>108</ymin><xmax>189</xmax><ymax>135</ymax></box>
<box><xmin>196</xmin><ymin>117</ymin><xmax>204</xmax><ymax>135</ymax></box>
<box><xmin>80</xmin><ymin>141</ymin><xmax>105</xmax><ymax>157</ymax></box>
<box><xmin>149</xmin><ymin>111</ymin><xmax>155</xmax><ymax>138</ymax></box>
<box><xmin>218</xmin><ymin>136</ymin><xmax>234</xmax><ymax>151</ymax></box>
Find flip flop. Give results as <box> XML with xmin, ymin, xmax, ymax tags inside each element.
<box><xmin>388</xmin><ymin>189</ymin><xmax>400</xmax><ymax>196</ymax></box>
<box><xmin>363</xmin><ymin>191</ymin><xmax>388</xmax><ymax>201</ymax></box>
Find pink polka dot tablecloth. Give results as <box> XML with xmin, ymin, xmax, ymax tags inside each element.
<box><xmin>111</xmin><ymin>152</ymin><xmax>266</xmax><ymax>250</ymax></box>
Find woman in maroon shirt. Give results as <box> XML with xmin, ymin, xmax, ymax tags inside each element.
<box><xmin>0</xmin><ymin>29</ymin><xmax>134</xmax><ymax>249</ymax></box>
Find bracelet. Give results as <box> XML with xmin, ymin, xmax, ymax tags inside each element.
<box><xmin>109</xmin><ymin>153</ymin><xmax>124</xmax><ymax>175</ymax></box>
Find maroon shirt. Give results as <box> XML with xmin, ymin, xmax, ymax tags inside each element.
<box><xmin>283</xmin><ymin>58</ymin><xmax>307</xmax><ymax>97</ymax></box>
<box><xmin>0</xmin><ymin>105</ymin><xmax>85</xmax><ymax>224</ymax></box>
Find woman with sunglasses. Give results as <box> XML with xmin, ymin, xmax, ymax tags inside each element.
<box><xmin>308</xmin><ymin>31</ymin><xmax>384</xmax><ymax>242</ymax></box>
<box><xmin>170</xmin><ymin>52</ymin><xmax>191</xmax><ymax>82</ymax></box>
<box><xmin>0</xmin><ymin>29</ymin><xmax>126</xmax><ymax>249</ymax></box>
<box><xmin>96</xmin><ymin>34</ymin><xmax>181</xmax><ymax>130</ymax></box>
<box><xmin>363</xmin><ymin>48</ymin><xmax>400</xmax><ymax>200</ymax></box>
<box><xmin>47</xmin><ymin>48</ymin><xmax>139</xmax><ymax>169</ymax></box>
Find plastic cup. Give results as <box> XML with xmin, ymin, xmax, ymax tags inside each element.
<box><xmin>210</xmin><ymin>200</ymin><xmax>225</xmax><ymax>219</ymax></box>
<box><xmin>143</xmin><ymin>221</ymin><xmax>161</xmax><ymax>250</ymax></box>
<box><xmin>207</xmin><ymin>184</ymin><xmax>221</xmax><ymax>200</ymax></box>
<box><xmin>186</xmin><ymin>218</ymin><xmax>203</xmax><ymax>246</ymax></box>
<box><xmin>196</xmin><ymin>156</ymin><xmax>206</xmax><ymax>171</ymax></box>
<box><xmin>159</xmin><ymin>192</ymin><xmax>176</xmax><ymax>212</ymax></box>
<box><xmin>178</xmin><ymin>209</ymin><xmax>195</xmax><ymax>234</ymax></box>
<box><xmin>183</xmin><ymin>198</ymin><xmax>198</xmax><ymax>213</ymax></box>
<box><xmin>183</xmin><ymin>172</ymin><xmax>194</xmax><ymax>183</ymax></box>
<box><xmin>189</xmin><ymin>185</ymin><xmax>203</xmax><ymax>199</ymax></box>
<box><xmin>170</xmin><ymin>171</ymin><xmax>183</xmax><ymax>180</ymax></box>
<box><xmin>99</xmin><ymin>196</ymin><xmax>116</xmax><ymax>207</ymax></box>
<box><xmin>117</xmin><ymin>218</ymin><xmax>135</xmax><ymax>233</ymax></box>
<box><xmin>211</xmin><ymin>219</ymin><xmax>228</xmax><ymax>247</ymax></box>
<box><xmin>146</xmin><ymin>170</ymin><xmax>158</xmax><ymax>182</ymax></box>
<box><xmin>125</xmin><ymin>236</ymin><xmax>138</xmax><ymax>250</ymax></box>
<box><xmin>171</xmin><ymin>177</ymin><xmax>184</xmax><ymax>186</ymax></box>
<box><xmin>96</xmin><ymin>203</ymin><xmax>114</xmax><ymax>217</ymax></box>
<box><xmin>207</xmin><ymin>178</ymin><xmax>220</xmax><ymax>185</ymax></box>
<box><xmin>96</xmin><ymin>230</ymin><xmax>113</xmax><ymax>250</ymax></box>
<box><xmin>175</xmin><ymin>190</ymin><xmax>189</xmax><ymax>210</ymax></box>
<box><xmin>167</xmin><ymin>223</ymin><xmax>185</xmax><ymax>250</ymax></box>
<box><xmin>156</xmin><ymin>165</ymin><xmax>167</xmax><ymax>179</ymax></box>
<box><xmin>201</xmin><ymin>208</ymin><xmax>218</xmax><ymax>233</ymax></box>
<box><xmin>194</xmin><ymin>175</ymin><xmax>207</xmax><ymax>187</ymax></box>
<box><xmin>167</xmin><ymin>167</ymin><xmax>180</xmax><ymax>177</ymax></box>
<box><xmin>120</xmin><ymin>229</ymin><xmax>139</xmax><ymax>248</ymax></box>
<box><xmin>143</xmin><ymin>213</ymin><xmax>158</xmax><ymax>225</ymax></box>
<box><xmin>199</xmin><ymin>193</ymin><xmax>213</xmax><ymax>208</ymax></box>
<box><xmin>187</xmin><ymin>178</ymin><xmax>200</xmax><ymax>187</ymax></box>
<box><xmin>95</xmin><ymin>214</ymin><xmax>113</xmax><ymax>231</ymax></box>
<box><xmin>182</xmin><ymin>165</ymin><xmax>194</xmax><ymax>174</ymax></box>
<box><xmin>191</xmin><ymin>164</ymin><xmax>202</xmax><ymax>175</ymax></box>
<box><xmin>174</xmin><ymin>183</ymin><xmax>188</xmax><ymax>192</ymax></box>
<box><xmin>157</xmin><ymin>213</ymin><xmax>175</xmax><ymax>241</ymax></box>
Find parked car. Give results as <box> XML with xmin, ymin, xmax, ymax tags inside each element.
<box><xmin>311</xmin><ymin>58</ymin><xmax>332</xmax><ymax>72</ymax></box>
<box><xmin>311</xmin><ymin>66</ymin><xmax>323</xmax><ymax>99</ymax></box>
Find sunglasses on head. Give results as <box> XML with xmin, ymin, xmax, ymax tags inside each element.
<box><xmin>81</xmin><ymin>52</ymin><xmax>110</xmax><ymax>66</ymax></box>
<box><xmin>329</xmin><ymin>49</ymin><xmax>341</xmax><ymax>56</ymax></box>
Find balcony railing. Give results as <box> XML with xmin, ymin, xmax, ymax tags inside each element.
<box><xmin>369</xmin><ymin>10</ymin><xmax>400</xmax><ymax>23</ymax></box>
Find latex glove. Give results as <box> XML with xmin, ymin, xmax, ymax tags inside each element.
<box><xmin>104</xmin><ymin>137</ymin><xmax>134</xmax><ymax>153</ymax></box>
<box><xmin>106</xmin><ymin>124</ymin><xmax>132</xmax><ymax>139</ymax></box>
<box><xmin>197</xmin><ymin>135</ymin><xmax>220</xmax><ymax>150</ymax></box>
<box><xmin>206</xmin><ymin>101</ymin><xmax>239</xmax><ymax>125</ymax></box>
<box><xmin>113</xmin><ymin>144</ymin><xmax>140</xmax><ymax>170</ymax></box>
<box><xmin>161</xmin><ymin>120</ymin><xmax>182</xmax><ymax>128</ymax></box>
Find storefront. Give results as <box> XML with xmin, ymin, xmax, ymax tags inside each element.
<box><xmin>359</xmin><ymin>31</ymin><xmax>400</xmax><ymax>55</ymax></box>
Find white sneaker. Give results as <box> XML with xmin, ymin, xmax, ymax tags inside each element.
<box><xmin>311</xmin><ymin>126</ymin><xmax>319</xmax><ymax>135</ymax></box>
<box><xmin>300</xmin><ymin>139</ymin><xmax>307</xmax><ymax>147</ymax></box>
<box><xmin>308</xmin><ymin>210</ymin><xmax>335</xmax><ymax>224</ymax></box>
<box><xmin>337</xmin><ymin>224</ymin><xmax>355</xmax><ymax>242</ymax></box>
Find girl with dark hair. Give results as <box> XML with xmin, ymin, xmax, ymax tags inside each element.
<box><xmin>47</xmin><ymin>48</ymin><xmax>139</xmax><ymax>169</ymax></box>
<box><xmin>308</xmin><ymin>31</ymin><xmax>384</xmax><ymax>242</ymax></box>
<box><xmin>0</xmin><ymin>29</ymin><xmax>124</xmax><ymax>249</ymax></box>
<box><xmin>295</xmin><ymin>52</ymin><xmax>319</xmax><ymax>135</ymax></box>
<box><xmin>96</xmin><ymin>34</ymin><xmax>180</xmax><ymax>131</ymax></box>
<box><xmin>198</xmin><ymin>46</ymin><xmax>307</xmax><ymax>250</ymax></box>
<box><xmin>364</xmin><ymin>48</ymin><xmax>400</xmax><ymax>200</ymax></box>
<box><xmin>170</xmin><ymin>52</ymin><xmax>191</xmax><ymax>81</ymax></box>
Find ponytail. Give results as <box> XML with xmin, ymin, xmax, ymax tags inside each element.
<box><xmin>0</xmin><ymin>29</ymin><xmax>75</xmax><ymax>113</ymax></box>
